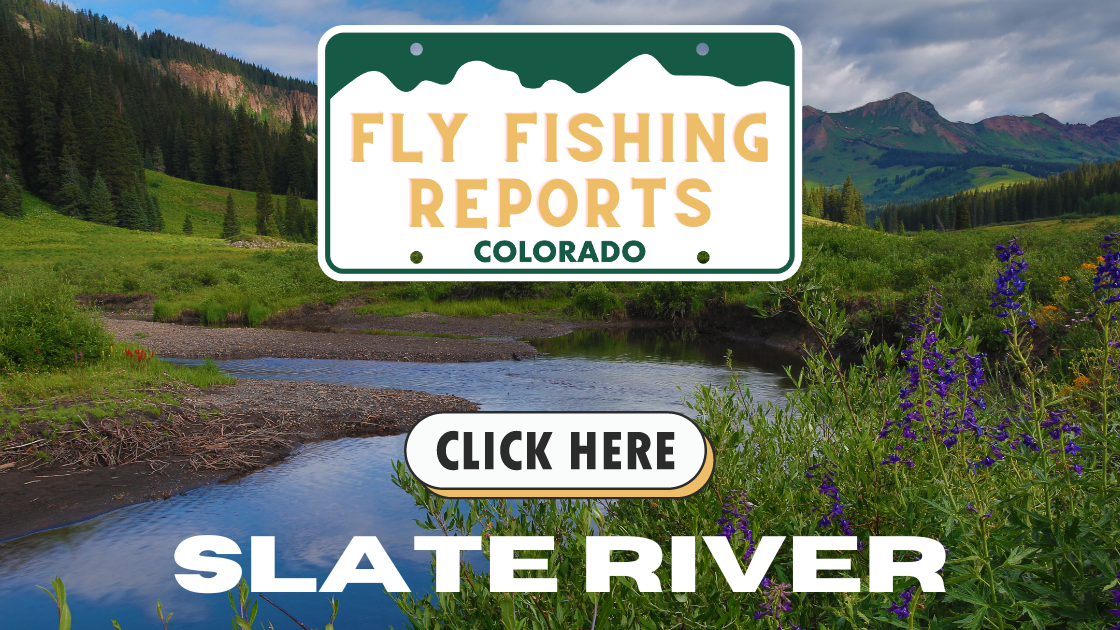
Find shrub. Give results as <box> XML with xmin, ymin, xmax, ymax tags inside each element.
<box><xmin>0</xmin><ymin>271</ymin><xmax>111</xmax><ymax>370</ymax></box>
<box><xmin>246</xmin><ymin>303</ymin><xmax>270</xmax><ymax>327</ymax></box>
<box><xmin>567</xmin><ymin>283</ymin><xmax>622</xmax><ymax>319</ymax></box>
<box><xmin>151</xmin><ymin>301</ymin><xmax>179</xmax><ymax>322</ymax></box>
<box><xmin>627</xmin><ymin>281</ymin><xmax>704</xmax><ymax>321</ymax></box>
<box><xmin>0</xmin><ymin>176</ymin><xmax>23</xmax><ymax>218</ymax></box>
<box><xmin>392</xmin><ymin>239</ymin><xmax>1120</xmax><ymax>629</ymax></box>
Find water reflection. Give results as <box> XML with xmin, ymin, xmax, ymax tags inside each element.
<box><xmin>0</xmin><ymin>331</ymin><xmax>798</xmax><ymax>628</ymax></box>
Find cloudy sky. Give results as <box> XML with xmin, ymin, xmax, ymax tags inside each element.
<box><xmin>70</xmin><ymin>0</ymin><xmax>1120</xmax><ymax>125</ymax></box>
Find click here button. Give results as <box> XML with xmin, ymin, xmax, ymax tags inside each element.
<box><xmin>404</xmin><ymin>412</ymin><xmax>714</xmax><ymax>498</ymax></box>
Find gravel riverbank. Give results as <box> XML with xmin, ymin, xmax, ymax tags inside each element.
<box><xmin>0</xmin><ymin>379</ymin><xmax>476</xmax><ymax>542</ymax></box>
<box><xmin>103</xmin><ymin>319</ymin><xmax>538</xmax><ymax>362</ymax></box>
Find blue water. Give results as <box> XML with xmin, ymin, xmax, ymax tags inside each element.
<box><xmin>0</xmin><ymin>330</ymin><xmax>795</xmax><ymax>629</ymax></box>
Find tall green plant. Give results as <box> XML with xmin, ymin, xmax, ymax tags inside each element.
<box><xmin>38</xmin><ymin>577</ymin><xmax>71</xmax><ymax>630</ymax></box>
<box><xmin>0</xmin><ymin>270</ymin><xmax>111</xmax><ymax>370</ymax></box>
<box><xmin>389</xmin><ymin>240</ymin><xmax>1120</xmax><ymax>629</ymax></box>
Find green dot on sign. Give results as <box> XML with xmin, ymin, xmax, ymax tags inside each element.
<box><xmin>697</xmin><ymin>251</ymin><xmax>710</xmax><ymax>264</ymax></box>
<box><xmin>410</xmin><ymin>251</ymin><xmax>423</xmax><ymax>264</ymax></box>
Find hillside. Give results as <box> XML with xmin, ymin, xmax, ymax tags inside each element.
<box><xmin>0</xmin><ymin>0</ymin><xmax>317</xmax><ymax>223</ymax></box>
<box><xmin>5</xmin><ymin>0</ymin><xmax>316</xmax><ymax>126</ymax></box>
<box><xmin>163</xmin><ymin>60</ymin><xmax>316</xmax><ymax>129</ymax></box>
<box><xmin>0</xmin><ymin>178</ymin><xmax>332</xmax><ymax>326</ymax></box>
<box><xmin>146</xmin><ymin>170</ymin><xmax>317</xmax><ymax>239</ymax></box>
<box><xmin>804</xmin><ymin>92</ymin><xmax>1120</xmax><ymax>201</ymax></box>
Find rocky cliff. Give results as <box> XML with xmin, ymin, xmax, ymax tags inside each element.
<box><xmin>165</xmin><ymin>61</ymin><xmax>317</xmax><ymax>128</ymax></box>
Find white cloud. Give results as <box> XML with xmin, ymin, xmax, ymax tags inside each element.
<box><xmin>487</xmin><ymin>0</ymin><xmax>1120</xmax><ymax>124</ymax></box>
<box><xmin>123</xmin><ymin>0</ymin><xmax>1120</xmax><ymax>124</ymax></box>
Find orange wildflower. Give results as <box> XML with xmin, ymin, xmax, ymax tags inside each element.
<box><xmin>1082</xmin><ymin>263</ymin><xmax>1098</xmax><ymax>270</ymax></box>
<box><xmin>1059</xmin><ymin>276</ymin><xmax>1071</xmax><ymax>282</ymax></box>
<box><xmin>1073</xmin><ymin>375</ymin><xmax>1091</xmax><ymax>389</ymax></box>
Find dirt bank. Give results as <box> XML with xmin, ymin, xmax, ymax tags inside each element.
<box><xmin>264</xmin><ymin>301</ymin><xmax>582</xmax><ymax>338</ymax></box>
<box><xmin>103</xmin><ymin>318</ymin><xmax>538</xmax><ymax>362</ymax></box>
<box><xmin>0</xmin><ymin>379</ymin><xmax>475</xmax><ymax>542</ymax></box>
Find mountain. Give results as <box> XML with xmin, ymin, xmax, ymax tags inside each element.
<box><xmin>165</xmin><ymin>60</ymin><xmax>316</xmax><ymax>129</ymax></box>
<box><xmin>804</xmin><ymin>93</ymin><xmax>1120</xmax><ymax>203</ymax></box>
<box><xmin>0</xmin><ymin>0</ymin><xmax>317</xmax><ymax>226</ymax></box>
<box><xmin>7</xmin><ymin>1</ymin><xmax>317</xmax><ymax>128</ymax></box>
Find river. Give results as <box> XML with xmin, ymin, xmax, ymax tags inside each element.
<box><xmin>0</xmin><ymin>329</ymin><xmax>797</xmax><ymax>629</ymax></box>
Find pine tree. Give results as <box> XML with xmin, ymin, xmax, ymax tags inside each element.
<box><xmin>95</xmin><ymin>103</ymin><xmax>139</xmax><ymax>206</ymax></box>
<box><xmin>802</xmin><ymin>181</ymin><xmax>826</xmax><ymax>218</ymax></box>
<box><xmin>874</xmin><ymin>216</ymin><xmax>885</xmax><ymax>231</ymax></box>
<box><xmin>839</xmin><ymin>176</ymin><xmax>866</xmax><ymax>226</ymax></box>
<box><xmin>283</xmin><ymin>188</ymin><xmax>303</xmax><ymax>239</ymax></box>
<box><xmin>263</xmin><ymin>213</ymin><xmax>279</xmax><ymax>237</ymax></box>
<box><xmin>58</xmin><ymin>106</ymin><xmax>81</xmax><ymax>178</ymax></box>
<box><xmin>182</xmin><ymin>214</ymin><xmax>194</xmax><ymax>235</ymax></box>
<box><xmin>284</xmin><ymin>107</ymin><xmax>309</xmax><ymax>195</ymax></box>
<box><xmin>140</xmin><ymin>185</ymin><xmax>154</xmax><ymax>231</ymax></box>
<box><xmin>86</xmin><ymin>171</ymin><xmax>115</xmax><ymax>225</ymax></box>
<box><xmin>0</xmin><ymin>175</ymin><xmax>23</xmax><ymax>218</ymax></box>
<box><xmin>825</xmin><ymin>186</ymin><xmax>842</xmax><ymax>222</ymax></box>
<box><xmin>221</xmin><ymin>192</ymin><xmax>240</xmax><ymax>238</ymax></box>
<box><xmin>118</xmin><ymin>188</ymin><xmax>144</xmax><ymax>229</ymax></box>
<box><xmin>234</xmin><ymin>106</ymin><xmax>258</xmax><ymax>189</ymax></box>
<box><xmin>303</xmin><ymin>205</ymin><xmax>318</xmax><ymax>244</ymax></box>
<box><xmin>151</xmin><ymin>195</ymin><xmax>165</xmax><ymax>232</ymax></box>
<box><xmin>954</xmin><ymin>203</ymin><xmax>972</xmax><ymax>230</ymax></box>
<box><xmin>255</xmin><ymin>168</ymin><xmax>274</xmax><ymax>235</ymax></box>
<box><xmin>187</xmin><ymin>123</ymin><xmax>205</xmax><ymax>182</ymax></box>
<box><xmin>56</xmin><ymin>169</ymin><xmax>85</xmax><ymax>217</ymax></box>
<box><xmin>215</xmin><ymin>135</ymin><xmax>232</xmax><ymax>188</ymax></box>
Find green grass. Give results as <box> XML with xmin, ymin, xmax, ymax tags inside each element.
<box><xmin>0</xmin><ymin>347</ymin><xmax>233</xmax><ymax>407</ymax></box>
<box><xmin>2</xmin><ymin>179</ymin><xmax>578</xmax><ymax>325</ymax></box>
<box><xmin>4</xmin><ymin>170</ymin><xmax>1119</xmax><ymax>349</ymax></box>
<box><xmin>0</xmin><ymin>189</ymin><xmax>357</xmax><ymax>325</ymax></box>
<box><xmin>0</xmin><ymin>344</ymin><xmax>234</xmax><ymax>442</ymax></box>
<box><xmin>353</xmin><ymin>296</ymin><xmax>569</xmax><ymax>318</ymax></box>
<box><xmin>970</xmin><ymin>166</ymin><xmax>1036</xmax><ymax>191</ymax></box>
<box><xmin>360</xmin><ymin>329</ymin><xmax>479</xmax><ymax>340</ymax></box>
<box><xmin>145</xmin><ymin>170</ymin><xmax>316</xmax><ymax>239</ymax></box>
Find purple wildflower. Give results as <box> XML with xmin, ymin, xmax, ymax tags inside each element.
<box><xmin>813</xmin><ymin>464</ymin><xmax>855</xmax><ymax>537</ymax></box>
<box><xmin>1018</xmin><ymin>433</ymin><xmax>1040</xmax><ymax>452</ymax></box>
<box><xmin>1094</xmin><ymin>233</ymin><xmax>1120</xmax><ymax>304</ymax></box>
<box><xmin>717</xmin><ymin>490</ymin><xmax>756</xmax><ymax>563</ymax></box>
<box><xmin>884</xmin><ymin>289</ymin><xmax>983</xmax><ymax>453</ymax></box>
<box><xmin>990</xmin><ymin>237</ymin><xmax>1037</xmax><ymax>328</ymax></box>
<box><xmin>1108</xmin><ymin>571</ymin><xmax>1120</xmax><ymax>630</ymax></box>
<box><xmin>888</xmin><ymin>586</ymin><xmax>917</xmax><ymax>620</ymax></box>
<box><xmin>754</xmin><ymin>577</ymin><xmax>801</xmax><ymax>630</ymax></box>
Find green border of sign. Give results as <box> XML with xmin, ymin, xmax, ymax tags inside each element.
<box><xmin>319</xmin><ymin>27</ymin><xmax>801</xmax><ymax>277</ymax></box>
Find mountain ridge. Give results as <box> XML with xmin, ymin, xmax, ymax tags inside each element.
<box><xmin>805</xmin><ymin>92</ymin><xmax>1120</xmax><ymax>163</ymax></box>
<box><xmin>803</xmin><ymin>92</ymin><xmax>1120</xmax><ymax>201</ymax></box>
<box><xmin>5</xmin><ymin>0</ymin><xmax>317</xmax><ymax>127</ymax></box>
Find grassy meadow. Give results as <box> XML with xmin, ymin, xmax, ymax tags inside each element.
<box><xmin>2</xmin><ymin>168</ymin><xmax>1119</xmax><ymax>349</ymax></box>
<box><xmin>970</xmin><ymin>165</ymin><xmax>1036</xmax><ymax>191</ymax></box>
<box><xmin>146</xmin><ymin>170</ymin><xmax>267</xmax><ymax>238</ymax></box>
<box><xmin>5</xmin><ymin>160</ymin><xmax>1120</xmax><ymax>630</ymax></box>
<box><xmin>3</xmin><ymin>169</ymin><xmax>1120</xmax><ymax>352</ymax></box>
